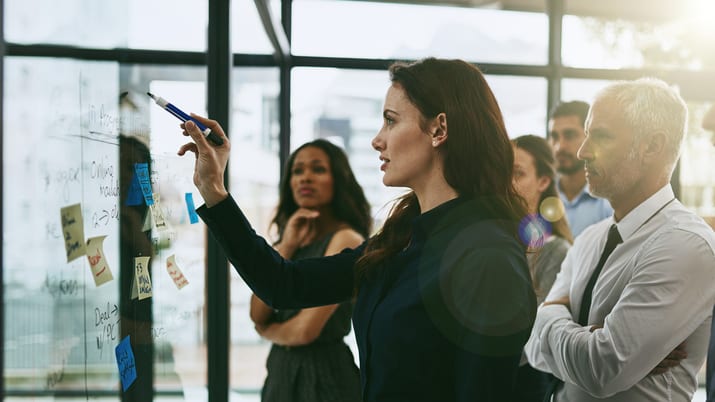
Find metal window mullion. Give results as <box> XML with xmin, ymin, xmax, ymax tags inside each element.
<box><xmin>206</xmin><ymin>1</ymin><xmax>231</xmax><ymax>402</ymax></box>
<box><xmin>547</xmin><ymin>0</ymin><xmax>564</xmax><ymax>135</ymax></box>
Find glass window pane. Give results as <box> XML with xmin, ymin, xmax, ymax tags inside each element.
<box><xmin>561</xmin><ymin>78</ymin><xmax>617</xmax><ymax>106</ymax></box>
<box><xmin>227</xmin><ymin>67</ymin><xmax>281</xmax><ymax>397</ymax></box>
<box><xmin>4</xmin><ymin>58</ymin><xmax>210</xmax><ymax>399</ymax></box>
<box><xmin>231</xmin><ymin>0</ymin><xmax>276</xmax><ymax>54</ymax></box>
<box><xmin>5</xmin><ymin>0</ymin><xmax>208</xmax><ymax>51</ymax></box>
<box><xmin>292</xmin><ymin>0</ymin><xmax>548</xmax><ymax>64</ymax></box>
<box><xmin>562</xmin><ymin>12</ymin><xmax>715</xmax><ymax>71</ymax></box>
<box><xmin>680</xmin><ymin>102</ymin><xmax>715</xmax><ymax>221</ymax></box>
<box><xmin>485</xmin><ymin>75</ymin><xmax>547</xmax><ymax>138</ymax></box>
<box><xmin>142</xmin><ymin>71</ymin><xmax>209</xmax><ymax>399</ymax></box>
<box><xmin>6</xmin><ymin>0</ymin><xmax>127</xmax><ymax>47</ymax></box>
<box><xmin>4</xmin><ymin>57</ymin><xmax>123</xmax><ymax>394</ymax></box>
<box><xmin>126</xmin><ymin>0</ymin><xmax>208</xmax><ymax>51</ymax></box>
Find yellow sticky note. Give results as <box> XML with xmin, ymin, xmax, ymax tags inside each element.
<box><xmin>61</xmin><ymin>203</ymin><xmax>87</xmax><ymax>262</ymax></box>
<box><xmin>134</xmin><ymin>256</ymin><xmax>152</xmax><ymax>300</ymax></box>
<box><xmin>166</xmin><ymin>255</ymin><xmax>189</xmax><ymax>290</ymax></box>
<box><xmin>86</xmin><ymin>235</ymin><xmax>114</xmax><ymax>286</ymax></box>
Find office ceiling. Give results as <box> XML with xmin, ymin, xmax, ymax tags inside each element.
<box><xmin>355</xmin><ymin>0</ymin><xmax>692</xmax><ymax>22</ymax></box>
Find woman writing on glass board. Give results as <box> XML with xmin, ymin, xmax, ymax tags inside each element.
<box><xmin>178</xmin><ymin>57</ymin><xmax>537</xmax><ymax>402</ymax></box>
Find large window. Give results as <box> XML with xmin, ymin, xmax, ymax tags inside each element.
<box><xmin>4</xmin><ymin>57</ymin><xmax>124</xmax><ymax>393</ymax></box>
<box><xmin>231</xmin><ymin>0</ymin><xmax>276</xmax><ymax>54</ymax></box>
<box><xmin>6</xmin><ymin>0</ymin><xmax>209</xmax><ymax>51</ymax></box>
<box><xmin>562</xmin><ymin>7</ymin><xmax>715</xmax><ymax>71</ymax></box>
<box><xmin>485</xmin><ymin>75</ymin><xmax>547</xmax><ymax>138</ymax></box>
<box><xmin>228</xmin><ymin>67</ymin><xmax>282</xmax><ymax>395</ymax></box>
<box><xmin>3</xmin><ymin>58</ymin><xmax>210</xmax><ymax>398</ymax></box>
<box><xmin>292</xmin><ymin>0</ymin><xmax>548</xmax><ymax>64</ymax></box>
<box><xmin>680</xmin><ymin>102</ymin><xmax>715</xmax><ymax>220</ymax></box>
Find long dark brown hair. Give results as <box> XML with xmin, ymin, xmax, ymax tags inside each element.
<box><xmin>355</xmin><ymin>58</ymin><xmax>528</xmax><ymax>283</ymax></box>
<box><xmin>272</xmin><ymin>139</ymin><xmax>371</xmax><ymax>240</ymax></box>
<box><xmin>512</xmin><ymin>135</ymin><xmax>574</xmax><ymax>244</ymax></box>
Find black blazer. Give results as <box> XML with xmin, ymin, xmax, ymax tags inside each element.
<box><xmin>198</xmin><ymin>195</ymin><xmax>536</xmax><ymax>402</ymax></box>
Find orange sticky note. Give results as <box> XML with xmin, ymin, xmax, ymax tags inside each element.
<box><xmin>86</xmin><ymin>235</ymin><xmax>113</xmax><ymax>286</ymax></box>
<box><xmin>166</xmin><ymin>255</ymin><xmax>189</xmax><ymax>290</ymax></box>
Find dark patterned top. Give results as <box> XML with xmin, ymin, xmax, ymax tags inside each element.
<box><xmin>261</xmin><ymin>232</ymin><xmax>361</xmax><ymax>402</ymax></box>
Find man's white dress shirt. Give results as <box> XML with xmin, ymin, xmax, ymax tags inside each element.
<box><xmin>525</xmin><ymin>185</ymin><xmax>715</xmax><ymax>401</ymax></box>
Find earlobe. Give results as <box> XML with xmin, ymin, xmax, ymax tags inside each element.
<box><xmin>431</xmin><ymin>113</ymin><xmax>448</xmax><ymax>147</ymax></box>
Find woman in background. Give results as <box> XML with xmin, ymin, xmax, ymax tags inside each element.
<box><xmin>511</xmin><ymin>134</ymin><xmax>572</xmax><ymax>402</ymax></box>
<box><xmin>250</xmin><ymin>139</ymin><xmax>369</xmax><ymax>402</ymax></box>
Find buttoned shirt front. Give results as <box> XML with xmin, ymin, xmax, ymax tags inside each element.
<box><xmin>558</xmin><ymin>180</ymin><xmax>613</xmax><ymax>238</ymax></box>
<box><xmin>525</xmin><ymin>185</ymin><xmax>715</xmax><ymax>401</ymax></box>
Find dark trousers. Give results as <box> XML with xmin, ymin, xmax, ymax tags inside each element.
<box><xmin>514</xmin><ymin>364</ymin><xmax>554</xmax><ymax>402</ymax></box>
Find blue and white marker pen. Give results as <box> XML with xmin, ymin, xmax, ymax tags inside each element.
<box><xmin>147</xmin><ymin>92</ymin><xmax>224</xmax><ymax>146</ymax></box>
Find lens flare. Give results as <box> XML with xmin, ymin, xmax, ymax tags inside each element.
<box><xmin>539</xmin><ymin>196</ymin><xmax>566</xmax><ymax>222</ymax></box>
<box><xmin>518</xmin><ymin>214</ymin><xmax>552</xmax><ymax>248</ymax></box>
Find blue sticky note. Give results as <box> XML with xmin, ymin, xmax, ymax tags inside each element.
<box><xmin>185</xmin><ymin>193</ymin><xmax>199</xmax><ymax>224</ymax></box>
<box><xmin>115</xmin><ymin>335</ymin><xmax>137</xmax><ymax>391</ymax></box>
<box><xmin>134</xmin><ymin>163</ymin><xmax>154</xmax><ymax>206</ymax></box>
<box><xmin>125</xmin><ymin>172</ymin><xmax>144</xmax><ymax>206</ymax></box>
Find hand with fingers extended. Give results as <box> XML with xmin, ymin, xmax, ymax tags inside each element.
<box><xmin>177</xmin><ymin>114</ymin><xmax>231</xmax><ymax>207</ymax></box>
<box><xmin>275</xmin><ymin>208</ymin><xmax>320</xmax><ymax>257</ymax></box>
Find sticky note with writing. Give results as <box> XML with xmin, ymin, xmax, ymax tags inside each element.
<box><xmin>134</xmin><ymin>256</ymin><xmax>152</xmax><ymax>300</ymax></box>
<box><xmin>60</xmin><ymin>203</ymin><xmax>87</xmax><ymax>262</ymax></box>
<box><xmin>185</xmin><ymin>193</ymin><xmax>199</xmax><ymax>224</ymax></box>
<box><xmin>134</xmin><ymin>163</ymin><xmax>154</xmax><ymax>206</ymax></box>
<box><xmin>149</xmin><ymin>195</ymin><xmax>168</xmax><ymax>231</ymax></box>
<box><xmin>115</xmin><ymin>335</ymin><xmax>137</xmax><ymax>392</ymax></box>
<box><xmin>86</xmin><ymin>235</ymin><xmax>114</xmax><ymax>286</ymax></box>
<box><xmin>166</xmin><ymin>254</ymin><xmax>189</xmax><ymax>290</ymax></box>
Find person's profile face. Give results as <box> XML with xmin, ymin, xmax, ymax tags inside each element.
<box><xmin>513</xmin><ymin>147</ymin><xmax>549</xmax><ymax>214</ymax></box>
<box><xmin>371</xmin><ymin>84</ymin><xmax>436</xmax><ymax>189</ymax></box>
<box><xmin>548</xmin><ymin>115</ymin><xmax>586</xmax><ymax>175</ymax></box>
<box><xmin>579</xmin><ymin>98</ymin><xmax>642</xmax><ymax>202</ymax></box>
<box><xmin>289</xmin><ymin>146</ymin><xmax>334</xmax><ymax>210</ymax></box>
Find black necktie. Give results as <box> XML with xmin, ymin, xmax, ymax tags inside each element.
<box><xmin>578</xmin><ymin>224</ymin><xmax>622</xmax><ymax>326</ymax></box>
<box><xmin>542</xmin><ymin>224</ymin><xmax>622</xmax><ymax>402</ymax></box>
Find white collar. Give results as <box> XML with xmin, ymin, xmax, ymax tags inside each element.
<box><xmin>614</xmin><ymin>184</ymin><xmax>675</xmax><ymax>241</ymax></box>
